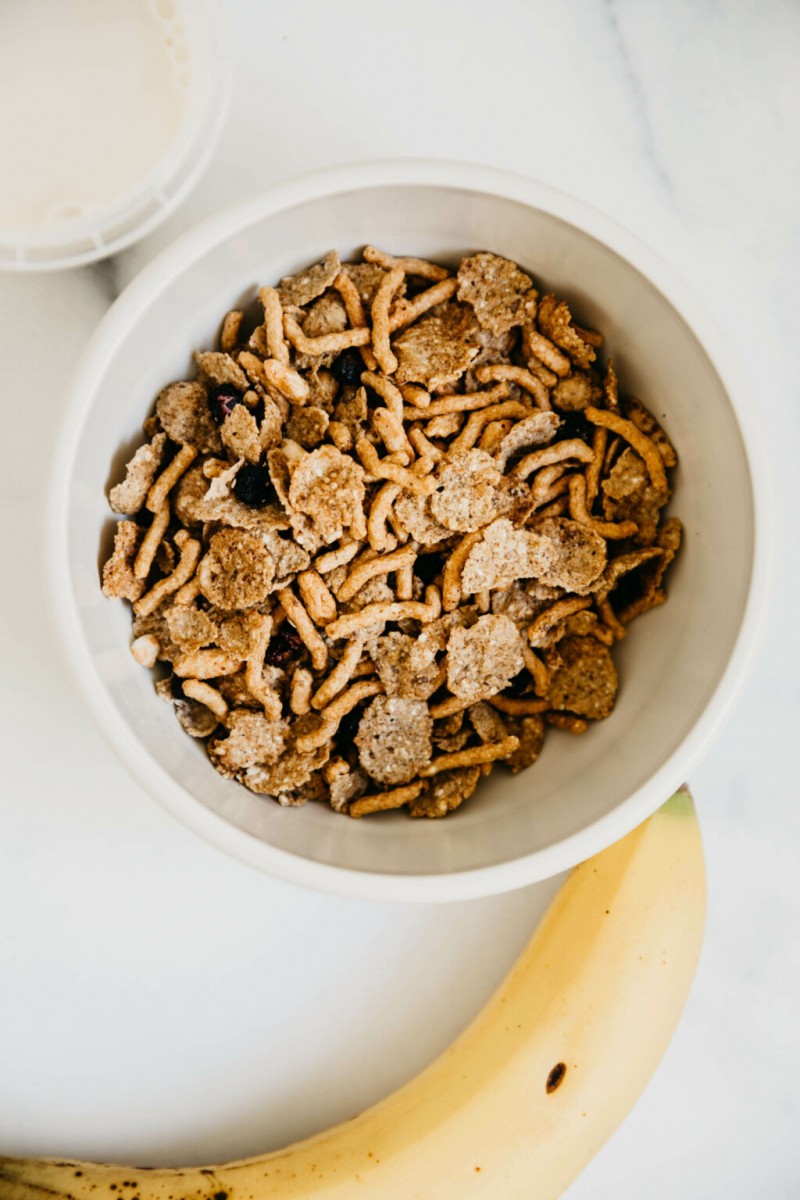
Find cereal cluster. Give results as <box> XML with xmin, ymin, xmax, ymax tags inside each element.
<box><xmin>102</xmin><ymin>246</ymin><xmax>681</xmax><ymax>819</ymax></box>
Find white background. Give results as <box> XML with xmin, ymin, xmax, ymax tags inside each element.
<box><xmin>2</xmin><ymin>2</ymin><xmax>799</xmax><ymax>1196</ymax></box>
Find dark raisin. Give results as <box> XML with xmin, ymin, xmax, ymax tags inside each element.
<box><xmin>208</xmin><ymin>383</ymin><xmax>245</xmax><ymax>425</ymax></box>
<box><xmin>557</xmin><ymin>410</ymin><xmax>594</xmax><ymax>443</ymax></box>
<box><xmin>331</xmin><ymin>348</ymin><xmax>364</xmax><ymax>386</ymax></box>
<box><xmin>505</xmin><ymin>669</ymin><xmax>532</xmax><ymax>697</ymax></box>
<box><xmin>414</xmin><ymin>552</ymin><xmax>444</xmax><ymax>586</ymax></box>
<box><xmin>232</xmin><ymin>463</ymin><xmax>276</xmax><ymax>508</ymax></box>
<box><xmin>265</xmin><ymin>625</ymin><xmax>303</xmax><ymax>668</ymax></box>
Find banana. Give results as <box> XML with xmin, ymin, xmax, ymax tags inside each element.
<box><xmin>0</xmin><ymin>786</ymin><xmax>704</xmax><ymax>1200</ymax></box>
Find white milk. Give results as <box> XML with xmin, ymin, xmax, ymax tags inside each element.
<box><xmin>0</xmin><ymin>0</ymin><xmax>189</xmax><ymax>229</ymax></box>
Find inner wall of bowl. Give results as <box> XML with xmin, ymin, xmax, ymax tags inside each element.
<box><xmin>68</xmin><ymin>184</ymin><xmax>754</xmax><ymax>875</ymax></box>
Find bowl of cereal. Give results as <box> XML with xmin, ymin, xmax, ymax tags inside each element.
<box><xmin>49</xmin><ymin>161</ymin><xmax>768</xmax><ymax>900</ymax></box>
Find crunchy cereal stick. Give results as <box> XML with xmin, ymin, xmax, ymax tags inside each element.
<box><xmin>146</xmin><ymin>443</ymin><xmax>197</xmax><ymax>514</ymax></box>
<box><xmin>311</xmin><ymin>636</ymin><xmax>366</xmax><ymax>709</ymax></box>
<box><xmin>356</xmin><ymin>439</ymin><xmax>437</xmax><ymax>495</ymax></box>
<box><xmin>314</xmin><ymin>538</ymin><xmax>360</xmax><ymax>574</ymax></box>
<box><xmin>332</xmin><ymin>273</ymin><xmax>378</xmax><ymax>370</ymax></box>
<box><xmin>363</xmin><ymin>245</ymin><xmax>450</xmax><ymax>281</ymax></box>
<box><xmin>522</xmin><ymin>328</ymin><xmax>570</xmax><ymax>376</ymax></box>
<box><xmin>389</xmin><ymin>278</ymin><xmax>458</xmax><ymax>332</ymax></box>
<box><xmin>262</xmin><ymin>358</ymin><xmax>310</xmax><ymax>403</ymax></box>
<box><xmin>619</xmin><ymin>589</ymin><xmax>667</xmax><ymax>625</ymax></box>
<box><xmin>624</xmin><ymin>395</ymin><xmax>678</xmax><ymax>468</ymax></box>
<box><xmin>529</xmin><ymin>464</ymin><xmax>568</xmax><ymax>509</ymax></box>
<box><xmin>133</xmin><ymin>502</ymin><xmax>171</xmax><ymax>580</ymax></box>
<box><xmin>349</xmin><ymin>781</ymin><xmax>425</xmax><ymax>818</ymax></box>
<box><xmin>512</xmin><ymin>438</ymin><xmax>595</xmax><ymax>479</ymax></box>
<box><xmin>604</xmin><ymin>359</ymin><xmax>621</xmax><ymax>413</ymax></box>
<box><xmin>474</xmin><ymin>364</ymin><xmax>551</xmax><ymax>409</ymax></box>
<box><xmin>396</xmin><ymin>562</ymin><xmax>414</xmax><ymax>601</ymax></box>
<box><xmin>173</xmin><ymin>574</ymin><xmax>201</xmax><ymax>605</ymax></box>
<box><xmin>351</xmin><ymin>658</ymin><xmax>377</xmax><ymax>679</ymax></box>
<box><xmin>546</xmin><ymin>712</ymin><xmax>589</xmax><ymax>734</ymax></box>
<box><xmin>173</xmin><ymin>648</ymin><xmax>242</xmax><ymax>679</ymax></box>
<box><xmin>420</xmin><ymin>736</ymin><xmax>520</xmax><ymax>776</ymax></box>
<box><xmin>522</xmin><ymin>645</ymin><xmax>550</xmax><ymax>697</ymax></box>
<box><xmin>528</xmin><ymin>596</ymin><xmax>592</xmax><ymax>648</ymax></box>
<box><xmin>134</xmin><ymin>531</ymin><xmax>201</xmax><ymax>617</ymax></box>
<box><xmin>360</xmin><ymin>370</ymin><xmax>404</xmax><ymax>417</ymax></box>
<box><xmin>297</xmin><ymin>569</ymin><xmax>337</xmax><ymax>626</ymax></box>
<box><xmin>371</xmin><ymin>265</ymin><xmax>404</xmax><ymax>375</ymax></box>
<box><xmin>402</xmin><ymin>384</ymin><xmax>510</xmax><ymax>420</ymax></box>
<box><xmin>584</xmin><ymin>426</ymin><xmax>608</xmax><ymax>508</ymax></box>
<box><xmin>289</xmin><ymin>667</ymin><xmax>314</xmax><ymax>715</ymax></box>
<box><xmin>367</xmin><ymin>482</ymin><xmax>402</xmax><ymax>551</ymax></box>
<box><xmin>442</xmin><ymin>530</ymin><xmax>483</xmax><ymax>611</ymax></box>
<box><xmin>568</xmin><ymin>475</ymin><xmax>638</xmax><ymax>540</ymax></box>
<box><xmin>408</xmin><ymin>426</ymin><xmax>445</xmax><ymax>461</ymax></box>
<box><xmin>283</xmin><ymin>312</ymin><xmax>372</xmax><ymax>357</ymax></box>
<box><xmin>573</xmin><ymin>323</ymin><xmax>603</xmax><ymax>349</ymax></box>
<box><xmin>538</xmin><ymin>496</ymin><xmax>569</xmax><ymax>518</ymax></box>
<box><xmin>258</xmin><ymin>286</ymin><xmax>289</xmax><ymax>365</ymax></box>
<box><xmin>325</xmin><ymin>586</ymin><xmax>441</xmax><ymax>639</ymax></box>
<box><xmin>401</xmin><ymin>384</ymin><xmax>431</xmax><ymax>408</ymax></box>
<box><xmin>182</xmin><ymin>678</ymin><xmax>229</xmax><ymax>720</ymax></box>
<box><xmin>327</xmin><ymin>421</ymin><xmax>352</xmax><ymax>452</ymax></box>
<box><xmin>490</xmin><ymin>695</ymin><xmax>549</xmax><ymax>716</ymax></box>
<box><xmin>372</xmin><ymin>407</ymin><xmax>413</xmax><ymax>463</ymax></box>
<box><xmin>478</xmin><ymin>419</ymin><xmax>514</xmax><ymax>453</ymax></box>
<box><xmin>296</xmin><ymin>679</ymin><xmax>385</xmax><ymax>752</ymax></box>
<box><xmin>526</xmin><ymin>355</ymin><xmax>559</xmax><ymax>388</ymax></box>
<box><xmin>584</xmin><ymin>406</ymin><xmax>668</xmax><ymax>492</ymax></box>
<box><xmin>220</xmin><ymin>310</ymin><xmax>244</xmax><ymax>353</ymax></box>
<box><xmin>278</xmin><ymin>587</ymin><xmax>328</xmax><ymax>672</ymax></box>
<box><xmin>130</xmin><ymin>633</ymin><xmax>160</xmax><ymax>668</ymax></box>
<box><xmin>337</xmin><ymin>543</ymin><xmax>417</xmax><ymax>603</ymax></box>
<box><xmin>596</xmin><ymin>597</ymin><xmax>627</xmax><ymax>641</ymax></box>
<box><xmin>244</xmin><ymin>616</ymin><xmax>282</xmax><ymax>720</ymax></box>
<box><xmin>429</xmin><ymin>695</ymin><xmax>471</xmax><ymax>720</ymax></box>
<box><xmin>424</xmin><ymin>412</ymin><xmax>463</xmax><ymax>439</ymax></box>
<box><xmin>449</xmin><ymin>401</ymin><xmax>530</xmax><ymax>454</ymax></box>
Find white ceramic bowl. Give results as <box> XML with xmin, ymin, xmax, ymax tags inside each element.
<box><xmin>49</xmin><ymin>161</ymin><xmax>769</xmax><ymax>902</ymax></box>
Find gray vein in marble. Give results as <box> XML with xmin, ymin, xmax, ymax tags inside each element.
<box><xmin>603</xmin><ymin>0</ymin><xmax>676</xmax><ymax>204</ymax></box>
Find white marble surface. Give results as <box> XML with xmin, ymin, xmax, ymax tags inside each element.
<box><xmin>1</xmin><ymin>1</ymin><xmax>799</xmax><ymax>1195</ymax></box>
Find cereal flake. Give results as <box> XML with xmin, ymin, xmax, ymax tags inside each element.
<box><xmin>456</xmin><ymin>252</ymin><xmax>537</xmax><ymax>335</ymax></box>
<box><xmin>446</xmin><ymin>614</ymin><xmax>524</xmax><ymax>702</ymax></box>
<box><xmin>355</xmin><ymin>696</ymin><xmax>433</xmax><ymax>785</ymax></box>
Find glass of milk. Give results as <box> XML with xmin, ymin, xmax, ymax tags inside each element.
<box><xmin>0</xmin><ymin>0</ymin><xmax>230</xmax><ymax>270</ymax></box>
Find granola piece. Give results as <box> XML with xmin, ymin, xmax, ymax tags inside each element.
<box><xmin>220</xmin><ymin>404</ymin><xmax>263</xmax><ymax>464</ymax></box>
<box><xmin>469</xmin><ymin>325</ymin><xmax>519</xmax><ymax>371</ymax></box>
<box><xmin>327</xmin><ymin>763</ymin><xmax>369</xmax><ymax>813</ymax></box>
<box><xmin>277</xmin><ymin>772</ymin><xmax>329</xmax><ymax>808</ymax></box>
<box><xmin>102</xmin><ymin>521</ymin><xmax>146</xmax><ymax>601</ymax></box>
<box><xmin>468</xmin><ymin>701</ymin><xmax>509</xmax><ymax>744</ymax></box>
<box><xmin>372</xmin><ymin>630</ymin><xmax>442</xmax><ymax>700</ymax></box>
<box><xmin>216</xmin><ymin>611</ymin><xmax>268</xmax><ymax>659</ymax></box>
<box><xmin>164</xmin><ymin>604</ymin><xmax>218</xmax><ymax>651</ymax></box>
<box><xmin>285</xmin><ymin>404</ymin><xmax>329</xmax><ymax>449</ymax></box>
<box><xmin>527</xmin><ymin>517</ymin><xmax>607</xmax><ymax>594</ymax></box>
<box><xmin>302</xmin><ymin>293</ymin><xmax>348</xmax><ymax>339</ymax></box>
<box><xmin>430</xmin><ymin>449</ymin><xmax>502</xmax><ymax>532</ymax></box>
<box><xmin>262</xmin><ymin>528</ymin><xmax>311</xmax><ymax>587</ymax></box>
<box><xmin>547</xmin><ymin>635</ymin><xmax>618</xmax><ymax>720</ymax></box>
<box><xmin>216</xmin><ymin>671</ymin><xmax>265</xmax><ymax>710</ymax></box>
<box><xmin>109</xmin><ymin>433</ymin><xmax>167</xmax><ymax>514</ymax></box>
<box><xmin>343</xmin><ymin>260</ymin><xmax>391</xmax><ymax>307</ymax></box>
<box><xmin>492</xmin><ymin>412</ymin><xmax>561</xmax><ymax>471</ymax></box>
<box><xmin>355</xmin><ymin>696</ymin><xmax>433</xmax><ymax>785</ymax></box>
<box><xmin>492</xmin><ymin>473</ymin><xmax>534</xmax><ymax>523</ymax></box>
<box><xmin>504</xmin><ymin>715</ymin><xmax>546</xmax><ymax>773</ymax></box>
<box><xmin>197</xmin><ymin>528</ymin><xmax>274</xmax><ymax>609</ymax></box>
<box><xmin>194</xmin><ymin>351</ymin><xmax>250</xmax><ymax>392</ymax></box>
<box><xmin>277</xmin><ymin>251</ymin><xmax>341</xmax><ymax>308</ymax></box>
<box><xmin>155</xmin><ymin>380</ymin><xmax>222</xmax><ymax>454</ymax></box>
<box><xmin>392</xmin><ymin>492</ymin><xmax>453</xmax><ymax>546</ymax></box>
<box><xmin>288</xmin><ymin>445</ymin><xmax>367</xmax><ymax>546</ymax></box>
<box><xmin>446</xmin><ymin>614</ymin><xmax>524</xmax><ymax>703</ymax></box>
<box><xmin>552</xmin><ymin>372</ymin><xmax>602</xmax><ymax>412</ymax></box>
<box><xmin>332</xmin><ymin>384</ymin><xmax>369</xmax><ymax>447</ymax></box>
<box><xmin>456</xmin><ymin>252</ymin><xmax>537</xmax><ymax>335</ymax></box>
<box><xmin>306</xmin><ymin>368</ymin><xmax>338</xmax><ymax>414</ymax></box>
<box><xmin>208</xmin><ymin>709</ymin><xmax>289</xmax><ymax>774</ymax></box>
<box><xmin>536</xmin><ymin>294</ymin><xmax>596</xmax><ymax>370</ymax></box>
<box><xmin>393</xmin><ymin>302</ymin><xmax>480</xmax><ymax>389</ymax></box>
<box><xmin>595</xmin><ymin>546</ymin><xmax>663</xmax><ymax>602</ymax></box>
<box><xmin>242</xmin><ymin>717</ymin><xmax>331</xmax><ymax>794</ymax></box>
<box><xmin>174</xmin><ymin>464</ymin><xmax>290</xmax><ymax>537</ymax></box>
<box><xmin>491</xmin><ymin>579</ymin><xmax>558</xmax><ymax>626</ymax></box>
<box><xmin>408</xmin><ymin>767</ymin><xmax>481</xmax><ymax>818</ymax></box>
<box><xmin>461</xmin><ymin>518</ymin><xmax>535</xmax><ymax>594</ymax></box>
<box><xmin>602</xmin><ymin>447</ymin><xmax>668</xmax><ymax>545</ymax></box>
<box><xmin>131</xmin><ymin>608</ymin><xmax>180</xmax><ymax>661</ymax></box>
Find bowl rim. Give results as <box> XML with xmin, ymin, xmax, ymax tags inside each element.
<box><xmin>47</xmin><ymin>158</ymin><xmax>773</xmax><ymax>902</ymax></box>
